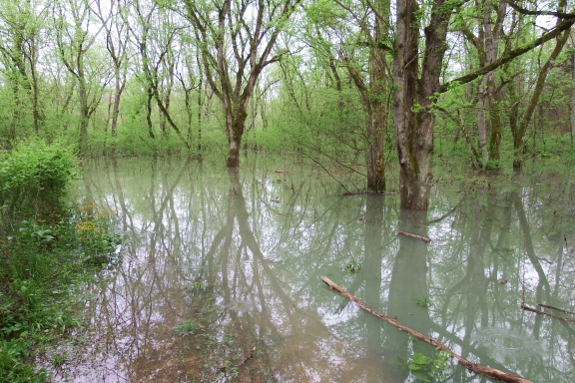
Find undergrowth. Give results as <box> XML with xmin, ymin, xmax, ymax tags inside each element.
<box><xmin>0</xmin><ymin>139</ymin><xmax>120</xmax><ymax>382</ymax></box>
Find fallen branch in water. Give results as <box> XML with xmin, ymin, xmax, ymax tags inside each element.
<box><xmin>522</xmin><ymin>304</ymin><xmax>575</xmax><ymax>324</ymax></box>
<box><xmin>538</xmin><ymin>303</ymin><xmax>575</xmax><ymax>317</ymax></box>
<box><xmin>321</xmin><ymin>276</ymin><xmax>532</xmax><ymax>383</ymax></box>
<box><xmin>397</xmin><ymin>230</ymin><xmax>431</xmax><ymax>243</ymax></box>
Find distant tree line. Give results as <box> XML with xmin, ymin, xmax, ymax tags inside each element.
<box><xmin>1</xmin><ymin>0</ymin><xmax>574</xmax><ymax>209</ymax></box>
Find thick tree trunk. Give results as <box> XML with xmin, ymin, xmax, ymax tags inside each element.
<box><xmin>365</xmin><ymin>0</ymin><xmax>389</xmax><ymax>193</ymax></box>
<box><xmin>477</xmin><ymin>75</ymin><xmax>490</xmax><ymax>164</ymax></box>
<box><xmin>488</xmin><ymin>96</ymin><xmax>502</xmax><ymax>161</ymax></box>
<box><xmin>477</xmin><ymin>0</ymin><xmax>506</xmax><ymax>166</ymax></box>
<box><xmin>394</xmin><ymin>0</ymin><xmax>452</xmax><ymax>209</ymax></box>
<box><xmin>111</xmin><ymin>72</ymin><xmax>125</xmax><ymax>137</ymax></box>
<box><xmin>485</xmin><ymin>2</ymin><xmax>505</xmax><ymax>163</ymax></box>
<box><xmin>366</xmin><ymin>110</ymin><xmax>385</xmax><ymax>192</ymax></box>
<box><xmin>393</xmin><ymin>0</ymin><xmax>421</xmax><ymax>208</ymax></box>
<box><xmin>226</xmin><ymin>108</ymin><xmax>247</xmax><ymax>168</ymax></box>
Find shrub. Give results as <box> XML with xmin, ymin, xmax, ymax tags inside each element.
<box><xmin>0</xmin><ymin>138</ymin><xmax>77</xmax><ymax>224</ymax></box>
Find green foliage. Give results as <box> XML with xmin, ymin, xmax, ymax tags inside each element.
<box><xmin>0</xmin><ymin>205</ymin><xmax>120</xmax><ymax>381</ymax></box>
<box><xmin>0</xmin><ymin>140</ymin><xmax>119</xmax><ymax>381</ymax></box>
<box><xmin>346</xmin><ymin>258</ymin><xmax>362</xmax><ymax>273</ymax></box>
<box><xmin>408</xmin><ymin>350</ymin><xmax>452</xmax><ymax>382</ymax></box>
<box><xmin>75</xmin><ymin>202</ymin><xmax>121</xmax><ymax>266</ymax></box>
<box><xmin>414</xmin><ymin>297</ymin><xmax>430</xmax><ymax>308</ymax></box>
<box><xmin>0</xmin><ymin>138</ymin><xmax>77</xmax><ymax>223</ymax></box>
<box><xmin>173</xmin><ymin>319</ymin><xmax>199</xmax><ymax>335</ymax></box>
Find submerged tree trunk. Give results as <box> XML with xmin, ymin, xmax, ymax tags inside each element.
<box><xmin>394</xmin><ymin>0</ymin><xmax>453</xmax><ymax>209</ymax></box>
<box><xmin>365</xmin><ymin>1</ymin><xmax>389</xmax><ymax>193</ymax></box>
<box><xmin>488</xmin><ymin>94</ymin><xmax>503</xmax><ymax>161</ymax></box>
<box><xmin>226</xmin><ymin>108</ymin><xmax>248</xmax><ymax>168</ymax></box>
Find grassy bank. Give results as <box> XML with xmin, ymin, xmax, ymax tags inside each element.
<box><xmin>0</xmin><ymin>139</ymin><xmax>120</xmax><ymax>382</ymax></box>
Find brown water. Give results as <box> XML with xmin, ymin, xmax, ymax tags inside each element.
<box><xmin>44</xmin><ymin>157</ymin><xmax>575</xmax><ymax>382</ymax></box>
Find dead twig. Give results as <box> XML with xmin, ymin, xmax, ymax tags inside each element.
<box><xmin>321</xmin><ymin>276</ymin><xmax>532</xmax><ymax>383</ymax></box>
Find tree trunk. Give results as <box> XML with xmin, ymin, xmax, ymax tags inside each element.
<box><xmin>78</xmin><ymin>78</ymin><xmax>89</xmax><ymax>157</ymax></box>
<box><xmin>146</xmin><ymin>86</ymin><xmax>155</xmax><ymax>139</ymax></box>
<box><xmin>393</xmin><ymin>0</ymin><xmax>420</xmax><ymax>207</ymax></box>
<box><xmin>197</xmin><ymin>76</ymin><xmax>203</xmax><ymax>154</ymax></box>
<box><xmin>366</xmin><ymin>0</ymin><xmax>389</xmax><ymax>193</ymax></box>
<box><xmin>366</xmin><ymin>108</ymin><xmax>385</xmax><ymax>192</ymax></box>
<box><xmin>394</xmin><ymin>0</ymin><xmax>452</xmax><ymax>209</ymax></box>
<box><xmin>226</xmin><ymin>108</ymin><xmax>247</xmax><ymax>168</ymax></box>
<box><xmin>477</xmin><ymin>75</ymin><xmax>490</xmax><ymax>164</ymax></box>
<box><xmin>488</xmin><ymin>96</ymin><xmax>502</xmax><ymax>161</ymax></box>
<box><xmin>111</xmin><ymin>71</ymin><xmax>125</xmax><ymax>137</ymax></box>
<box><xmin>571</xmin><ymin>50</ymin><xmax>575</xmax><ymax>151</ymax></box>
<box><xmin>477</xmin><ymin>0</ymin><xmax>506</xmax><ymax>166</ymax></box>
<box><xmin>513</xmin><ymin>28</ymin><xmax>570</xmax><ymax>169</ymax></box>
<box><xmin>29</xmin><ymin>60</ymin><xmax>41</xmax><ymax>135</ymax></box>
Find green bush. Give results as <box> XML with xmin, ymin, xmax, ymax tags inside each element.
<box><xmin>0</xmin><ymin>139</ymin><xmax>77</xmax><ymax>223</ymax></box>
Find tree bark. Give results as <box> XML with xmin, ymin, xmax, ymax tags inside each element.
<box><xmin>365</xmin><ymin>0</ymin><xmax>389</xmax><ymax>193</ymax></box>
<box><xmin>394</xmin><ymin>0</ymin><xmax>453</xmax><ymax>209</ymax></box>
<box><xmin>571</xmin><ymin>50</ymin><xmax>575</xmax><ymax>151</ymax></box>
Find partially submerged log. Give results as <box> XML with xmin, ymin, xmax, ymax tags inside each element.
<box><xmin>397</xmin><ymin>229</ymin><xmax>431</xmax><ymax>243</ymax></box>
<box><xmin>321</xmin><ymin>276</ymin><xmax>532</xmax><ymax>383</ymax></box>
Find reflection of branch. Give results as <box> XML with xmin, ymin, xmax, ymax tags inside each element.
<box><xmin>522</xmin><ymin>304</ymin><xmax>575</xmax><ymax>324</ymax></box>
<box><xmin>237</xmin><ymin>346</ymin><xmax>256</xmax><ymax>366</ymax></box>
<box><xmin>397</xmin><ymin>230</ymin><xmax>431</xmax><ymax>243</ymax></box>
<box><xmin>425</xmin><ymin>196</ymin><xmax>465</xmax><ymax>225</ymax></box>
<box><xmin>322</xmin><ymin>277</ymin><xmax>533</xmax><ymax>383</ymax></box>
<box><xmin>538</xmin><ymin>303</ymin><xmax>575</xmax><ymax>317</ymax></box>
<box><xmin>512</xmin><ymin>192</ymin><xmax>551</xmax><ymax>295</ymax></box>
<box><xmin>303</xmin><ymin>153</ymin><xmax>352</xmax><ymax>193</ymax></box>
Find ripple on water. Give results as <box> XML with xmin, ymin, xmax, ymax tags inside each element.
<box><xmin>473</xmin><ymin>327</ymin><xmax>545</xmax><ymax>363</ymax></box>
<box><xmin>476</xmin><ymin>328</ymin><xmax>523</xmax><ymax>350</ymax></box>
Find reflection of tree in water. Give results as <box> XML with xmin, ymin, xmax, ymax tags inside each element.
<box><xmin>383</xmin><ymin>209</ymin><xmax>432</xmax><ymax>382</ymax></box>
<box><xmin>59</xmin><ymin>160</ymin><xmax>575</xmax><ymax>383</ymax></box>
<box><xmin>71</xmin><ymin>160</ymin><xmax>388</xmax><ymax>382</ymax></box>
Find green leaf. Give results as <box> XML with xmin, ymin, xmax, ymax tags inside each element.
<box><xmin>409</xmin><ymin>362</ymin><xmax>425</xmax><ymax>371</ymax></box>
<box><xmin>413</xmin><ymin>353</ymin><xmax>432</xmax><ymax>365</ymax></box>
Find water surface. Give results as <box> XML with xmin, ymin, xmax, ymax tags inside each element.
<box><xmin>46</xmin><ymin>157</ymin><xmax>575</xmax><ymax>382</ymax></box>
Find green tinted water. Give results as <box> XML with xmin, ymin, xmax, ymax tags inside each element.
<box><xmin>46</xmin><ymin>157</ymin><xmax>575</xmax><ymax>382</ymax></box>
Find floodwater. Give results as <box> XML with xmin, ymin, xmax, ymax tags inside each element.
<box><xmin>45</xmin><ymin>157</ymin><xmax>575</xmax><ymax>382</ymax></box>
